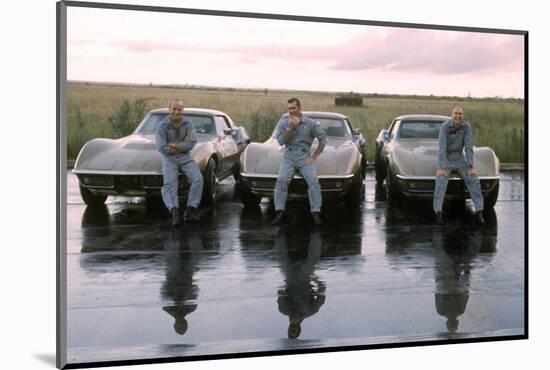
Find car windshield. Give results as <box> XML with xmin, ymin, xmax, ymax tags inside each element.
<box><xmin>398</xmin><ymin>121</ymin><xmax>444</xmax><ymax>139</ymax></box>
<box><xmin>270</xmin><ymin>116</ymin><xmax>351</xmax><ymax>138</ymax></box>
<box><xmin>135</xmin><ymin>112</ymin><xmax>216</xmax><ymax>135</ymax></box>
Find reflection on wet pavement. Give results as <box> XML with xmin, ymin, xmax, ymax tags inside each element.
<box><xmin>66</xmin><ymin>171</ymin><xmax>525</xmax><ymax>364</ymax></box>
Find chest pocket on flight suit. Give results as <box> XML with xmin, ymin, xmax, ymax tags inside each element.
<box><xmin>448</xmin><ymin>130</ymin><xmax>465</xmax><ymax>151</ymax></box>
<box><xmin>298</xmin><ymin>123</ymin><xmax>312</xmax><ymax>141</ymax></box>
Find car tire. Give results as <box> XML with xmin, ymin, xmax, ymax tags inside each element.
<box><xmin>235</xmin><ymin>179</ymin><xmax>261</xmax><ymax>207</ymax></box>
<box><xmin>385</xmin><ymin>166</ymin><xmax>402</xmax><ymax>208</ymax></box>
<box><xmin>361</xmin><ymin>158</ymin><xmax>368</xmax><ymax>180</ymax></box>
<box><xmin>375</xmin><ymin>154</ymin><xmax>386</xmax><ymax>184</ymax></box>
<box><xmin>200</xmin><ymin>158</ymin><xmax>218</xmax><ymax>207</ymax></box>
<box><xmin>345</xmin><ymin>172</ymin><xmax>364</xmax><ymax>207</ymax></box>
<box><xmin>145</xmin><ymin>197</ymin><xmax>164</xmax><ymax>211</ymax></box>
<box><xmin>79</xmin><ymin>185</ymin><xmax>107</xmax><ymax>207</ymax></box>
<box><xmin>231</xmin><ymin>161</ymin><xmax>242</xmax><ymax>182</ymax></box>
<box><xmin>483</xmin><ymin>181</ymin><xmax>499</xmax><ymax>209</ymax></box>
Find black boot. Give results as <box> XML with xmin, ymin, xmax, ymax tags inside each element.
<box><xmin>171</xmin><ymin>207</ymin><xmax>181</xmax><ymax>227</ymax></box>
<box><xmin>311</xmin><ymin>212</ymin><xmax>323</xmax><ymax>225</ymax></box>
<box><xmin>474</xmin><ymin>211</ymin><xmax>484</xmax><ymax>226</ymax></box>
<box><xmin>271</xmin><ymin>210</ymin><xmax>284</xmax><ymax>225</ymax></box>
<box><xmin>435</xmin><ymin>212</ymin><xmax>444</xmax><ymax>225</ymax></box>
<box><xmin>186</xmin><ymin>207</ymin><xmax>200</xmax><ymax>223</ymax></box>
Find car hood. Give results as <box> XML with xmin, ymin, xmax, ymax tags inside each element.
<box><xmin>394</xmin><ymin>140</ymin><xmax>498</xmax><ymax>176</ymax></box>
<box><xmin>79</xmin><ymin>134</ymin><xmax>209</xmax><ymax>172</ymax></box>
<box><xmin>252</xmin><ymin>138</ymin><xmax>351</xmax><ymax>175</ymax></box>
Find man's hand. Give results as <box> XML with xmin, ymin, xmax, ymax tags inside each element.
<box><xmin>436</xmin><ymin>168</ymin><xmax>448</xmax><ymax>177</ymax></box>
<box><xmin>168</xmin><ymin>143</ymin><xmax>180</xmax><ymax>155</ymax></box>
<box><xmin>304</xmin><ymin>155</ymin><xmax>317</xmax><ymax>165</ymax></box>
<box><xmin>287</xmin><ymin>115</ymin><xmax>300</xmax><ymax>130</ymax></box>
<box><xmin>467</xmin><ymin>167</ymin><xmax>477</xmax><ymax>176</ymax></box>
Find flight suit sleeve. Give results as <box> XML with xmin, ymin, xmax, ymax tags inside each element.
<box><xmin>275</xmin><ymin>118</ymin><xmax>289</xmax><ymax>146</ymax></box>
<box><xmin>177</xmin><ymin>123</ymin><xmax>198</xmax><ymax>153</ymax></box>
<box><xmin>464</xmin><ymin>123</ymin><xmax>474</xmax><ymax>168</ymax></box>
<box><xmin>155</xmin><ymin>123</ymin><xmax>171</xmax><ymax>156</ymax></box>
<box><xmin>312</xmin><ymin>120</ymin><xmax>328</xmax><ymax>145</ymax></box>
<box><xmin>438</xmin><ymin>123</ymin><xmax>448</xmax><ymax>169</ymax></box>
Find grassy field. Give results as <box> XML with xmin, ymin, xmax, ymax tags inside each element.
<box><xmin>67</xmin><ymin>82</ymin><xmax>525</xmax><ymax>163</ymax></box>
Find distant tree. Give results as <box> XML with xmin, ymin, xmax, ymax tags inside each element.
<box><xmin>108</xmin><ymin>98</ymin><xmax>149</xmax><ymax>137</ymax></box>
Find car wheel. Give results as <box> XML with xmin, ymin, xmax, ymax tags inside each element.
<box><xmin>385</xmin><ymin>166</ymin><xmax>402</xmax><ymax>208</ymax></box>
<box><xmin>145</xmin><ymin>197</ymin><xmax>164</xmax><ymax>212</ymax></box>
<box><xmin>345</xmin><ymin>172</ymin><xmax>364</xmax><ymax>207</ymax></box>
<box><xmin>200</xmin><ymin>158</ymin><xmax>218</xmax><ymax>207</ymax></box>
<box><xmin>483</xmin><ymin>181</ymin><xmax>499</xmax><ymax>209</ymax></box>
<box><xmin>375</xmin><ymin>155</ymin><xmax>386</xmax><ymax>184</ymax></box>
<box><xmin>361</xmin><ymin>158</ymin><xmax>368</xmax><ymax>180</ymax></box>
<box><xmin>79</xmin><ymin>185</ymin><xmax>107</xmax><ymax>207</ymax></box>
<box><xmin>232</xmin><ymin>163</ymin><xmax>242</xmax><ymax>182</ymax></box>
<box><xmin>235</xmin><ymin>179</ymin><xmax>261</xmax><ymax>207</ymax></box>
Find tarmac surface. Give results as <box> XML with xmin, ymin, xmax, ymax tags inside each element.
<box><xmin>65</xmin><ymin>170</ymin><xmax>525</xmax><ymax>365</ymax></box>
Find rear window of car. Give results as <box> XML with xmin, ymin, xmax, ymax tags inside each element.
<box><xmin>270</xmin><ymin>116</ymin><xmax>351</xmax><ymax>138</ymax></box>
<box><xmin>398</xmin><ymin>121</ymin><xmax>444</xmax><ymax>139</ymax></box>
<box><xmin>135</xmin><ymin>113</ymin><xmax>216</xmax><ymax>135</ymax></box>
<box><xmin>314</xmin><ymin>118</ymin><xmax>351</xmax><ymax>138</ymax></box>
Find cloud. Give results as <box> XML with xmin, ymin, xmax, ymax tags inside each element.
<box><xmin>70</xmin><ymin>28</ymin><xmax>524</xmax><ymax>76</ymax></box>
<box><xmin>329</xmin><ymin>29</ymin><xmax>524</xmax><ymax>75</ymax></box>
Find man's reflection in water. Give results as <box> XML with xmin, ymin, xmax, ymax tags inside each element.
<box><xmin>161</xmin><ymin>227</ymin><xmax>203</xmax><ymax>336</ymax></box>
<box><xmin>432</xmin><ymin>210</ymin><xmax>497</xmax><ymax>333</ymax></box>
<box><xmin>275</xmin><ymin>228</ymin><xmax>326</xmax><ymax>339</ymax></box>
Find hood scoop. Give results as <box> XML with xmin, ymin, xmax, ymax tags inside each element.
<box><xmin>86</xmin><ymin>157</ymin><xmax>118</xmax><ymax>170</ymax></box>
<box><xmin>122</xmin><ymin>142</ymin><xmax>157</xmax><ymax>150</ymax></box>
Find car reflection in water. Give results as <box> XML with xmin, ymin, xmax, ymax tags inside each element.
<box><xmin>80</xmin><ymin>203</ymin><xmax>169</xmax><ymax>253</ymax></box>
<box><xmin>161</xmin><ymin>227</ymin><xmax>207</xmax><ymax>336</ymax></box>
<box><xmin>384</xmin><ymin>204</ymin><xmax>497</xmax><ymax>335</ymax></box>
<box><xmin>274</xmin><ymin>228</ymin><xmax>326</xmax><ymax>339</ymax></box>
<box><xmin>432</xmin><ymin>211</ymin><xmax>497</xmax><ymax>333</ymax></box>
<box><xmin>238</xmin><ymin>202</ymin><xmax>363</xmax><ymax>340</ymax></box>
<box><xmin>79</xmin><ymin>204</ymin><xmax>220</xmax><ymax>337</ymax></box>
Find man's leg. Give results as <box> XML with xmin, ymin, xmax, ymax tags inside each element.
<box><xmin>274</xmin><ymin>157</ymin><xmax>296</xmax><ymax>212</ymax></box>
<box><xmin>161</xmin><ymin>157</ymin><xmax>181</xmax><ymax>226</ymax></box>
<box><xmin>457</xmin><ymin>167</ymin><xmax>484</xmax><ymax>212</ymax></box>
<box><xmin>180</xmin><ymin>160</ymin><xmax>204</xmax><ymax>222</ymax></box>
<box><xmin>298</xmin><ymin>162</ymin><xmax>322</xmax><ymax>213</ymax></box>
<box><xmin>180</xmin><ymin>160</ymin><xmax>204</xmax><ymax>209</ymax></box>
<box><xmin>161</xmin><ymin>157</ymin><xmax>179</xmax><ymax>210</ymax></box>
<box><xmin>433</xmin><ymin>172</ymin><xmax>449</xmax><ymax>214</ymax></box>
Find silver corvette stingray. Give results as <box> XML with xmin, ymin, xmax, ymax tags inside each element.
<box><xmin>73</xmin><ymin>108</ymin><xmax>249</xmax><ymax>207</ymax></box>
<box><xmin>237</xmin><ymin>111</ymin><xmax>367</xmax><ymax>207</ymax></box>
<box><xmin>374</xmin><ymin>114</ymin><xmax>500</xmax><ymax>208</ymax></box>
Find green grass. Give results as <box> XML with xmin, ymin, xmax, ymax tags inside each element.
<box><xmin>67</xmin><ymin>82</ymin><xmax>525</xmax><ymax>163</ymax></box>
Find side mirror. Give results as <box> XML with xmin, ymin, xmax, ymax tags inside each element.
<box><xmin>223</xmin><ymin>128</ymin><xmax>233</xmax><ymax>136</ymax></box>
<box><xmin>352</xmin><ymin>129</ymin><xmax>361</xmax><ymax>136</ymax></box>
<box><xmin>383</xmin><ymin>130</ymin><xmax>390</xmax><ymax>141</ymax></box>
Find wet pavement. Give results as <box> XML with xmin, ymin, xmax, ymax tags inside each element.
<box><xmin>65</xmin><ymin>170</ymin><xmax>525</xmax><ymax>365</ymax></box>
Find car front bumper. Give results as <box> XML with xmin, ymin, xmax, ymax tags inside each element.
<box><xmin>240</xmin><ymin>172</ymin><xmax>356</xmax><ymax>200</ymax></box>
<box><xmin>395</xmin><ymin>174</ymin><xmax>500</xmax><ymax>199</ymax></box>
<box><xmin>74</xmin><ymin>170</ymin><xmax>190</xmax><ymax>197</ymax></box>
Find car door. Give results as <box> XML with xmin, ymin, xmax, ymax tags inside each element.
<box><xmin>214</xmin><ymin>115</ymin><xmax>240</xmax><ymax>178</ymax></box>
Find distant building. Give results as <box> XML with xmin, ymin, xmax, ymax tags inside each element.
<box><xmin>335</xmin><ymin>92</ymin><xmax>363</xmax><ymax>107</ymax></box>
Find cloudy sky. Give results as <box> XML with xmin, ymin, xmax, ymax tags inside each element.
<box><xmin>67</xmin><ymin>6</ymin><xmax>525</xmax><ymax>98</ymax></box>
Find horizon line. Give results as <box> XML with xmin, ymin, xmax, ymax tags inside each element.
<box><xmin>67</xmin><ymin>80</ymin><xmax>524</xmax><ymax>101</ymax></box>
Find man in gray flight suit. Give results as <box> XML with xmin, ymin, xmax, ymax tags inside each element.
<box><xmin>433</xmin><ymin>106</ymin><xmax>484</xmax><ymax>226</ymax></box>
<box><xmin>156</xmin><ymin>100</ymin><xmax>204</xmax><ymax>227</ymax></box>
<box><xmin>272</xmin><ymin>98</ymin><xmax>327</xmax><ymax>225</ymax></box>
